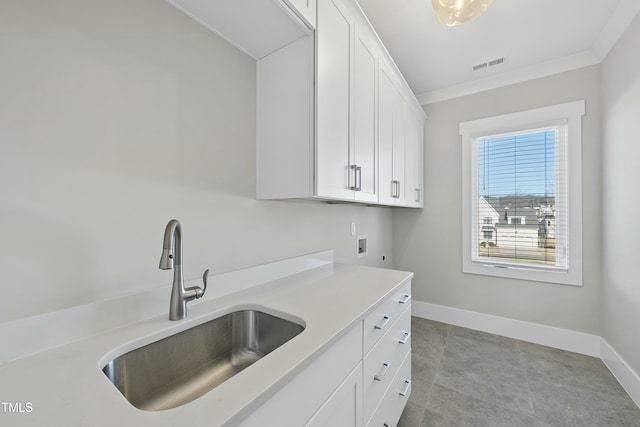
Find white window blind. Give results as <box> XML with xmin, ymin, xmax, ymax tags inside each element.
<box><xmin>460</xmin><ymin>101</ymin><xmax>584</xmax><ymax>286</ymax></box>
<box><xmin>471</xmin><ymin>126</ymin><xmax>569</xmax><ymax>271</ymax></box>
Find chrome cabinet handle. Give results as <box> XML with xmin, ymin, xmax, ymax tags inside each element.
<box><xmin>415</xmin><ymin>188</ymin><xmax>420</xmax><ymax>202</ymax></box>
<box><xmin>349</xmin><ymin>165</ymin><xmax>358</xmax><ymax>190</ymax></box>
<box><xmin>374</xmin><ymin>362</ymin><xmax>390</xmax><ymax>381</ymax></box>
<box><xmin>392</xmin><ymin>180</ymin><xmax>401</xmax><ymax>198</ymax></box>
<box><xmin>398</xmin><ymin>331</ymin><xmax>411</xmax><ymax>345</ymax></box>
<box><xmin>399</xmin><ymin>379</ymin><xmax>412</xmax><ymax>396</ymax></box>
<box><xmin>356</xmin><ymin>166</ymin><xmax>362</xmax><ymax>191</ymax></box>
<box><xmin>398</xmin><ymin>294</ymin><xmax>411</xmax><ymax>304</ymax></box>
<box><xmin>374</xmin><ymin>315</ymin><xmax>391</xmax><ymax>330</ymax></box>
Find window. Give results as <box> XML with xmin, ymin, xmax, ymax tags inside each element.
<box><xmin>460</xmin><ymin>101</ymin><xmax>584</xmax><ymax>286</ymax></box>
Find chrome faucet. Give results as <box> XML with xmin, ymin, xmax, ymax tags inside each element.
<box><xmin>159</xmin><ymin>219</ymin><xmax>208</xmax><ymax>320</ymax></box>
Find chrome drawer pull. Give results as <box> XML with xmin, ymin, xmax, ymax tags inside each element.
<box><xmin>398</xmin><ymin>294</ymin><xmax>411</xmax><ymax>304</ymax></box>
<box><xmin>399</xmin><ymin>379</ymin><xmax>412</xmax><ymax>397</ymax></box>
<box><xmin>398</xmin><ymin>331</ymin><xmax>411</xmax><ymax>345</ymax></box>
<box><xmin>374</xmin><ymin>315</ymin><xmax>391</xmax><ymax>330</ymax></box>
<box><xmin>374</xmin><ymin>362</ymin><xmax>390</xmax><ymax>381</ymax></box>
<box><xmin>383</xmin><ymin>424</ymin><xmax>390</xmax><ymax>427</ymax></box>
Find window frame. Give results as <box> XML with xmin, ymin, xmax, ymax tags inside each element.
<box><xmin>460</xmin><ymin>101</ymin><xmax>584</xmax><ymax>286</ymax></box>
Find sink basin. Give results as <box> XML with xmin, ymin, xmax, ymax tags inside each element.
<box><xmin>102</xmin><ymin>310</ymin><xmax>305</xmax><ymax>411</ymax></box>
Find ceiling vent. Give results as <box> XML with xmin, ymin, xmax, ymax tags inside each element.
<box><xmin>472</xmin><ymin>56</ymin><xmax>506</xmax><ymax>71</ymax></box>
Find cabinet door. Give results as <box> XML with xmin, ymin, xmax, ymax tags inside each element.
<box><xmin>392</xmin><ymin>87</ymin><xmax>406</xmax><ymax>205</ymax></box>
<box><xmin>306</xmin><ymin>362</ymin><xmax>363</xmax><ymax>427</ymax></box>
<box><xmin>405</xmin><ymin>108</ymin><xmax>424</xmax><ymax>208</ymax></box>
<box><xmin>352</xmin><ymin>24</ymin><xmax>378</xmax><ymax>203</ymax></box>
<box><xmin>316</xmin><ymin>0</ymin><xmax>354</xmax><ymax>201</ymax></box>
<box><xmin>414</xmin><ymin>113</ymin><xmax>425</xmax><ymax>208</ymax></box>
<box><xmin>377</xmin><ymin>64</ymin><xmax>395</xmax><ymax>205</ymax></box>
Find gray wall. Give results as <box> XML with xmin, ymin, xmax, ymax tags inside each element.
<box><xmin>393</xmin><ymin>66</ymin><xmax>603</xmax><ymax>334</ymax></box>
<box><xmin>0</xmin><ymin>0</ymin><xmax>394</xmax><ymax>323</ymax></box>
<box><xmin>602</xmin><ymin>13</ymin><xmax>640</xmax><ymax>374</ymax></box>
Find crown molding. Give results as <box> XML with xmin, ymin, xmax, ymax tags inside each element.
<box><xmin>592</xmin><ymin>0</ymin><xmax>640</xmax><ymax>59</ymax></box>
<box><xmin>417</xmin><ymin>51</ymin><xmax>600</xmax><ymax>105</ymax></box>
<box><xmin>417</xmin><ymin>0</ymin><xmax>640</xmax><ymax>106</ymax></box>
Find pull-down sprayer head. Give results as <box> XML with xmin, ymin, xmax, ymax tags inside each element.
<box><xmin>159</xmin><ymin>219</ymin><xmax>181</xmax><ymax>270</ymax></box>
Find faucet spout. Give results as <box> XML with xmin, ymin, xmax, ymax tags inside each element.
<box><xmin>159</xmin><ymin>219</ymin><xmax>207</xmax><ymax>321</ymax></box>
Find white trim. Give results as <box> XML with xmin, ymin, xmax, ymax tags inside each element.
<box><xmin>460</xmin><ymin>101</ymin><xmax>584</xmax><ymax>286</ymax></box>
<box><xmin>418</xmin><ymin>51</ymin><xmax>600</xmax><ymax>106</ymax></box>
<box><xmin>412</xmin><ymin>300</ymin><xmax>600</xmax><ymax>357</ymax></box>
<box><xmin>412</xmin><ymin>300</ymin><xmax>640</xmax><ymax>409</ymax></box>
<box><xmin>601</xmin><ymin>339</ymin><xmax>640</xmax><ymax>409</ymax></box>
<box><xmin>417</xmin><ymin>1</ymin><xmax>640</xmax><ymax>106</ymax></box>
<box><xmin>0</xmin><ymin>250</ymin><xmax>334</xmax><ymax>365</ymax></box>
<box><xmin>592</xmin><ymin>0</ymin><xmax>640</xmax><ymax>60</ymax></box>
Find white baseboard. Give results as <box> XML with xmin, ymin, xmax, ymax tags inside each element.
<box><xmin>412</xmin><ymin>300</ymin><xmax>601</xmax><ymax>356</ymax></box>
<box><xmin>601</xmin><ymin>338</ymin><xmax>640</xmax><ymax>408</ymax></box>
<box><xmin>412</xmin><ymin>300</ymin><xmax>640</xmax><ymax>409</ymax></box>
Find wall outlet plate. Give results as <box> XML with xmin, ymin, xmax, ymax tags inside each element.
<box><xmin>357</xmin><ymin>235</ymin><xmax>368</xmax><ymax>258</ymax></box>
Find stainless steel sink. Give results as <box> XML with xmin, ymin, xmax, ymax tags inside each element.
<box><xmin>102</xmin><ymin>310</ymin><xmax>304</xmax><ymax>411</ymax></box>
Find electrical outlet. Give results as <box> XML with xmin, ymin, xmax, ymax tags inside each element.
<box><xmin>357</xmin><ymin>236</ymin><xmax>368</xmax><ymax>258</ymax></box>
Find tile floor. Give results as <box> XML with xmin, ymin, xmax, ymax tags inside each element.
<box><xmin>398</xmin><ymin>317</ymin><xmax>640</xmax><ymax>427</ymax></box>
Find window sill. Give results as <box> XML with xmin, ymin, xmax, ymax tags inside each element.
<box><xmin>463</xmin><ymin>260</ymin><xmax>582</xmax><ymax>286</ymax></box>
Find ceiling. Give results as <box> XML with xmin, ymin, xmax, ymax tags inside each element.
<box><xmin>357</xmin><ymin>0</ymin><xmax>640</xmax><ymax>104</ymax></box>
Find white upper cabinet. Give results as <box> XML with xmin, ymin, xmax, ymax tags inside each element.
<box><xmin>352</xmin><ymin>20</ymin><xmax>379</xmax><ymax>203</ymax></box>
<box><xmin>378</xmin><ymin>62</ymin><xmax>407</xmax><ymax>206</ymax></box>
<box><xmin>316</xmin><ymin>0</ymin><xmax>354</xmax><ymax>200</ymax></box>
<box><xmin>168</xmin><ymin>0</ymin><xmax>425</xmax><ymax>207</ymax></box>
<box><xmin>378</xmin><ymin>64</ymin><xmax>395</xmax><ymax>205</ymax></box>
<box><xmin>315</xmin><ymin>0</ymin><xmax>378</xmax><ymax>203</ymax></box>
<box><xmin>406</xmin><ymin>107</ymin><xmax>425</xmax><ymax>208</ymax></box>
<box><xmin>392</xmin><ymin>87</ymin><xmax>407</xmax><ymax>204</ymax></box>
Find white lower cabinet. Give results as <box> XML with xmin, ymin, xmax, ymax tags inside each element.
<box><xmin>239</xmin><ymin>324</ymin><xmax>362</xmax><ymax>427</ymax></box>
<box><xmin>363</xmin><ymin>307</ymin><xmax>411</xmax><ymax>423</ymax></box>
<box><xmin>306</xmin><ymin>362</ymin><xmax>363</xmax><ymax>427</ymax></box>
<box><xmin>367</xmin><ymin>351</ymin><xmax>412</xmax><ymax>427</ymax></box>
<box><xmin>239</xmin><ymin>280</ymin><xmax>412</xmax><ymax>427</ymax></box>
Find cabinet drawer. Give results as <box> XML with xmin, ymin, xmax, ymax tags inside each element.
<box><xmin>367</xmin><ymin>350</ymin><xmax>412</xmax><ymax>427</ymax></box>
<box><xmin>363</xmin><ymin>306</ymin><xmax>411</xmax><ymax>423</ymax></box>
<box><xmin>363</xmin><ymin>281</ymin><xmax>411</xmax><ymax>355</ymax></box>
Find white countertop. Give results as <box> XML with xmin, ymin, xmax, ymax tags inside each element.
<box><xmin>0</xmin><ymin>263</ymin><xmax>412</xmax><ymax>426</ymax></box>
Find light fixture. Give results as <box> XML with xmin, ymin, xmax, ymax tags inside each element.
<box><xmin>432</xmin><ymin>0</ymin><xmax>493</xmax><ymax>26</ymax></box>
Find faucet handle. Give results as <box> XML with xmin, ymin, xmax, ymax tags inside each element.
<box><xmin>200</xmin><ymin>269</ymin><xmax>209</xmax><ymax>297</ymax></box>
<box><xmin>190</xmin><ymin>269</ymin><xmax>209</xmax><ymax>300</ymax></box>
